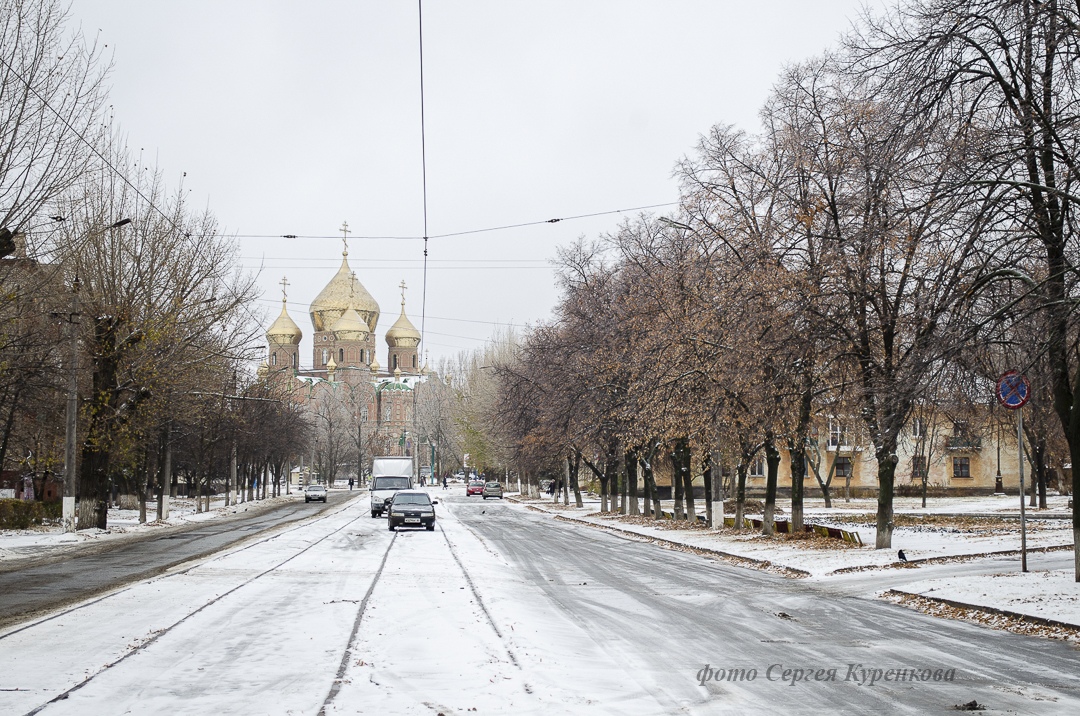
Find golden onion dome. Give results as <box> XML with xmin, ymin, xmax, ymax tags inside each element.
<box><xmin>370</xmin><ymin>354</ymin><xmax>381</xmax><ymax>373</ymax></box>
<box><xmin>331</xmin><ymin>306</ymin><xmax>369</xmax><ymax>342</ymax></box>
<box><xmin>256</xmin><ymin>360</ymin><xmax>269</xmax><ymax>379</ymax></box>
<box><xmin>385</xmin><ymin>297</ymin><xmax>421</xmax><ymax>348</ymax></box>
<box><xmin>266</xmin><ymin>299</ymin><xmax>303</xmax><ymax>344</ymax></box>
<box><xmin>308</xmin><ymin>251</ymin><xmax>380</xmax><ymax>332</ymax></box>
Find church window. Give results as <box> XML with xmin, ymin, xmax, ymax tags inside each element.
<box><xmin>271</xmin><ymin>353</ymin><xmax>277</xmax><ymax>366</ymax></box>
<box><xmin>292</xmin><ymin>353</ymin><xmax>298</xmax><ymax>367</ymax></box>
<box><xmin>339</xmin><ymin>348</ymin><xmax>344</xmax><ymax>363</ymax></box>
<box><xmin>412</xmin><ymin>354</ymin><xmax>417</xmax><ymax>368</ymax></box>
<box><xmin>392</xmin><ymin>354</ymin><xmax>398</xmax><ymax>370</ymax></box>
<box><xmin>322</xmin><ymin>349</ymin><xmax>328</xmax><ymax>365</ymax></box>
<box><xmin>384</xmin><ymin>405</ymin><xmax>392</xmax><ymax>422</ymax></box>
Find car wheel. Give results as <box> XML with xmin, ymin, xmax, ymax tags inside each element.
<box><xmin>388</xmin><ymin>523</ymin><xmax>395</xmax><ymax>532</ymax></box>
<box><xmin>371</xmin><ymin>511</ymin><xmax>378</xmax><ymax>518</ymax></box>
<box><xmin>305</xmin><ymin>498</ymin><xmax>310</xmax><ymax>503</ymax></box>
<box><xmin>426</xmin><ymin>524</ymin><xmax>435</xmax><ymax>531</ymax></box>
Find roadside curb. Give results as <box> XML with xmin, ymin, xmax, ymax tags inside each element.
<box><xmin>828</xmin><ymin>543</ymin><xmax>1075</xmax><ymax>575</ymax></box>
<box><xmin>883</xmin><ymin>588</ymin><xmax>1080</xmax><ymax>632</ymax></box>
<box><xmin>507</xmin><ymin>496</ymin><xmax>811</xmax><ymax>579</ymax></box>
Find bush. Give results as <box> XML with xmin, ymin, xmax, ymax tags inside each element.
<box><xmin>0</xmin><ymin>499</ymin><xmax>62</xmax><ymax>529</ymax></box>
<box><xmin>894</xmin><ymin>482</ymin><xmax>950</xmax><ymax>498</ymax></box>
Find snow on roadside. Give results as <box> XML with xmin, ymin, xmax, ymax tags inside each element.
<box><xmin>506</xmin><ymin>497</ymin><xmax>1073</xmax><ymax>579</ymax></box>
<box><xmin>891</xmin><ymin>569</ymin><xmax>1080</xmax><ymax>627</ymax></box>
<box><xmin>0</xmin><ymin>493</ymin><xmax>317</xmax><ymax>563</ymax></box>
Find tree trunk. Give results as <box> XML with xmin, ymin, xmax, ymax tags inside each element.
<box><xmin>672</xmin><ymin>446</ymin><xmax>684</xmax><ymax>521</ymax></box>
<box><xmin>734</xmin><ymin>461</ymin><xmax>748</xmax><ymax>532</ymax></box>
<box><xmin>763</xmin><ymin>435</ymin><xmax>780</xmax><ymax>536</ymax></box>
<box><xmin>703</xmin><ymin>452</ymin><xmax>714</xmax><ymax>529</ymax></box>
<box><xmin>571</xmin><ymin>450</ymin><xmax>583</xmax><ymax>507</ymax></box>
<box><xmin>680</xmin><ymin>442</ymin><xmax>696</xmax><ymax>524</ymax></box>
<box><xmin>625</xmin><ymin>448</ymin><xmax>640</xmax><ymax>516</ymax></box>
<box><xmin>875</xmin><ymin>445</ymin><xmax>898</xmax><ymax>549</ymax></box>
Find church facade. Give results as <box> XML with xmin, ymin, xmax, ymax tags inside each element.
<box><xmin>260</xmin><ymin>237</ymin><xmax>431</xmax><ymax>484</ymax></box>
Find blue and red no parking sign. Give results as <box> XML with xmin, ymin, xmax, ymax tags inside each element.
<box><xmin>995</xmin><ymin>370</ymin><xmax>1031</xmax><ymax>410</ymax></box>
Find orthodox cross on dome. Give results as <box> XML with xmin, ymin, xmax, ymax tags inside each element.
<box><xmin>279</xmin><ymin>276</ymin><xmax>290</xmax><ymax>305</ymax></box>
<box><xmin>349</xmin><ymin>271</ymin><xmax>358</xmax><ymax>298</ymax></box>
<box><xmin>399</xmin><ymin>279</ymin><xmax>407</xmax><ymax>307</ymax></box>
<box><xmin>339</xmin><ymin>220</ymin><xmax>351</xmax><ymax>257</ymax></box>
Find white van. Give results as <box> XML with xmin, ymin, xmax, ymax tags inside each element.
<box><xmin>370</xmin><ymin>475</ymin><xmax>411</xmax><ymax>517</ymax></box>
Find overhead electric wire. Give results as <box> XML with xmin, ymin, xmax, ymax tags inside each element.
<box><xmin>226</xmin><ymin>201</ymin><xmax>678</xmax><ymax>242</ymax></box>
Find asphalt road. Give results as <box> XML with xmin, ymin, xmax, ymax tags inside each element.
<box><xmin>0</xmin><ymin>491</ymin><xmax>357</xmax><ymax>629</ymax></box>
<box><xmin>449</xmin><ymin>494</ymin><xmax>1080</xmax><ymax>714</ymax></box>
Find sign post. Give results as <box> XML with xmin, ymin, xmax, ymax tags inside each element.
<box><xmin>995</xmin><ymin>370</ymin><xmax>1031</xmax><ymax>572</ymax></box>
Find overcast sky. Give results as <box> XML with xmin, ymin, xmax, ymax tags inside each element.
<box><xmin>66</xmin><ymin>0</ymin><xmax>872</xmax><ymax>369</ymax></box>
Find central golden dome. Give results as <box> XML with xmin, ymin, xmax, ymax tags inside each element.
<box><xmin>308</xmin><ymin>250</ymin><xmax>380</xmax><ymax>332</ymax></box>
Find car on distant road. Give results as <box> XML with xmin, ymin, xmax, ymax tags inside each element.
<box><xmin>386</xmin><ymin>491</ymin><xmax>438</xmax><ymax>531</ymax></box>
<box><xmin>482</xmin><ymin>482</ymin><xmax>503</xmax><ymax>499</ymax></box>
<box><xmin>466</xmin><ymin>480</ymin><xmax>485</xmax><ymax>496</ymax></box>
<box><xmin>304</xmin><ymin>484</ymin><xmax>327</xmax><ymax>503</ymax></box>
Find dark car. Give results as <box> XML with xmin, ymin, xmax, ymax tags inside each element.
<box><xmin>387</xmin><ymin>491</ymin><xmax>438</xmax><ymax>531</ymax></box>
<box><xmin>466</xmin><ymin>480</ymin><xmax>485</xmax><ymax>496</ymax></box>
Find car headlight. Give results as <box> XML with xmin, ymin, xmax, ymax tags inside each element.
<box><xmin>391</xmin><ymin>512</ymin><xmax>404</xmax><ymax>517</ymax></box>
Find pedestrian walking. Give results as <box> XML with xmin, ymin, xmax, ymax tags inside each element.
<box><xmin>348</xmin><ymin>478</ymin><xmax>354</xmax><ymax>491</ymax></box>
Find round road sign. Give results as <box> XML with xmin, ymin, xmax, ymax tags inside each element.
<box><xmin>996</xmin><ymin>370</ymin><xmax>1031</xmax><ymax>410</ymax></box>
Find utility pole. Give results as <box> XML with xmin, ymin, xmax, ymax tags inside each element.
<box><xmin>62</xmin><ymin>277</ymin><xmax>80</xmax><ymax>532</ymax></box>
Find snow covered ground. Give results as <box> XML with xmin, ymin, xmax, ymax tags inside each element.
<box><xmin>0</xmin><ymin>494</ymin><xmax>299</xmax><ymax>564</ymax></box>
<box><xmin>895</xmin><ymin>570</ymin><xmax>1080</xmax><ymax>626</ymax></box>
<box><xmin>511</xmin><ymin>494</ymin><xmax>1079</xmax><ymax>629</ymax></box>
<box><xmin>3</xmin><ymin>491</ymin><xmax>1079</xmax><ymax>714</ymax></box>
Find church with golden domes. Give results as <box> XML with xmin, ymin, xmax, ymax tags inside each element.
<box><xmin>260</xmin><ymin>232</ymin><xmax>431</xmax><ymax>481</ymax></box>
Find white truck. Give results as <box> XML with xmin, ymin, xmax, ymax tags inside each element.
<box><xmin>369</xmin><ymin>456</ymin><xmax>415</xmax><ymax>518</ymax></box>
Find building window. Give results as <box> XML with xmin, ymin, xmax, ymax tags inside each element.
<box><xmin>384</xmin><ymin>405</ymin><xmax>392</xmax><ymax>422</ymax></box>
<box><xmin>339</xmin><ymin>348</ymin><xmax>344</xmax><ymax>363</ymax></box>
<box><xmin>834</xmin><ymin>457</ymin><xmax>852</xmax><ymax>479</ymax></box>
<box><xmin>953</xmin><ymin>457</ymin><xmax>971</xmax><ymax>478</ymax></box>
<box><xmin>412</xmin><ymin>354</ymin><xmax>417</xmax><ymax>368</ymax></box>
<box><xmin>392</xmin><ymin>354</ymin><xmax>398</xmax><ymax>370</ymax></box>
<box><xmin>828</xmin><ymin>420</ymin><xmax>847</xmax><ymax>448</ymax></box>
<box><xmin>749</xmin><ymin>455</ymin><xmax>765</xmax><ymax>477</ymax></box>
<box><xmin>270</xmin><ymin>352</ymin><xmax>277</xmax><ymax>366</ymax></box>
<box><xmin>911</xmin><ymin>455</ymin><xmax>927</xmax><ymax>479</ymax></box>
<box><xmin>911</xmin><ymin>418</ymin><xmax>925</xmax><ymax>439</ymax></box>
<box><xmin>322</xmin><ymin>349</ymin><xmax>328</xmax><ymax>365</ymax></box>
<box><xmin>292</xmin><ymin>352</ymin><xmax>298</xmax><ymax>367</ymax></box>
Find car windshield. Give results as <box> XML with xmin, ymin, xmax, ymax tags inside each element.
<box><xmin>374</xmin><ymin>477</ymin><xmax>409</xmax><ymax>490</ymax></box>
<box><xmin>306</xmin><ymin>485</ymin><xmax>324</xmax><ymax>490</ymax></box>
<box><xmin>393</xmin><ymin>494</ymin><xmax>432</xmax><ymax>506</ymax></box>
<box><xmin>469</xmin><ymin>481</ymin><xmax>484</xmax><ymax>486</ymax></box>
<box><xmin>486</xmin><ymin>483</ymin><xmax>499</xmax><ymax>488</ymax></box>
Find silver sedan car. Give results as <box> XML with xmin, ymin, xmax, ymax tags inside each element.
<box><xmin>482</xmin><ymin>481</ymin><xmax>503</xmax><ymax>499</ymax></box>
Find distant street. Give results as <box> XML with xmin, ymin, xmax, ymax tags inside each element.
<box><xmin>1</xmin><ymin>489</ymin><xmax>1078</xmax><ymax>715</ymax></box>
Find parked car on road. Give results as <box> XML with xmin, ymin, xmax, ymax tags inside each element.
<box><xmin>304</xmin><ymin>485</ymin><xmax>327</xmax><ymax>503</ymax></box>
<box><xmin>482</xmin><ymin>482</ymin><xmax>503</xmax><ymax>499</ymax></box>
<box><xmin>386</xmin><ymin>491</ymin><xmax>438</xmax><ymax>531</ymax></box>
<box><xmin>466</xmin><ymin>480</ymin><xmax>485</xmax><ymax>496</ymax></box>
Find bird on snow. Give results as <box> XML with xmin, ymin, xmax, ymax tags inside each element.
<box><xmin>898</xmin><ymin>549</ymin><xmax>908</xmax><ymax>562</ymax></box>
